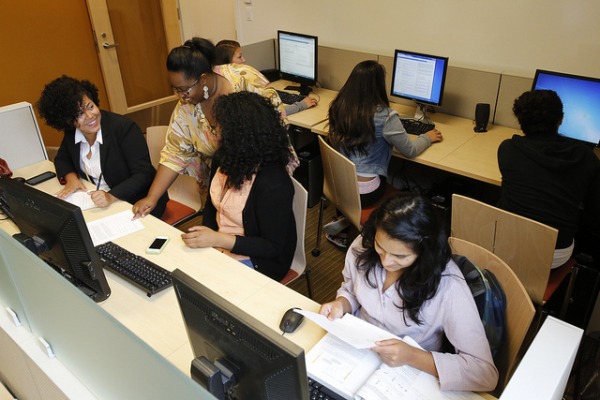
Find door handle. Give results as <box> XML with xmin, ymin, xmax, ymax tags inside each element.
<box><xmin>102</xmin><ymin>41</ymin><xmax>119</xmax><ymax>49</ymax></box>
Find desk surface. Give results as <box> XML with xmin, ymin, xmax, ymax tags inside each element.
<box><xmin>270</xmin><ymin>80</ymin><xmax>338</xmax><ymax>129</ymax></box>
<box><xmin>311</xmin><ymin>103</ymin><xmax>520</xmax><ymax>186</ymax></box>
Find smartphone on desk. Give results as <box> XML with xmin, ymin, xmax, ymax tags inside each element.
<box><xmin>25</xmin><ymin>171</ymin><xmax>56</xmax><ymax>186</ymax></box>
<box><xmin>146</xmin><ymin>236</ymin><xmax>170</xmax><ymax>255</ymax></box>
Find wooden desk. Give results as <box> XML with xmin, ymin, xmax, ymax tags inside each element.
<box><xmin>311</xmin><ymin>103</ymin><xmax>520</xmax><ymax>186</ymax></box>
<box><xmin>269</xmin><ymin>80</ymin><xmax>338</xmax><ymax>129</ymax></box>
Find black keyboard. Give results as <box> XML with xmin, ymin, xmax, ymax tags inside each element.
<box><xmin>95</xmin><ymin>241</ymin><xmax>172</xmax><ymax>297</ymax></box>
<box><xmin>401</xmin><ymin>118</ymin><xmax>435</xmax><ymax>135</ymax></box>
<box><xmin>308</xmin><ymin>377</ymin><xmax>346</xmax><ymax>400</ymax></box>
<box><xmin>276</xmin><ymin>90</ymin><xmax>306</xmax><ymax>105</ymax></box>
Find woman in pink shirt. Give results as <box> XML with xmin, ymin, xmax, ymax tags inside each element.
<box><xmin>320</xmin><ymin>193</ymin><xmax>498</xmax><ymax>392</ymax></box>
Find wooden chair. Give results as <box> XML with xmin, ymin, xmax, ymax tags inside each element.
<box><xmin>449</xmin><ymin>237</ymin><xmax>535</xmax><ymax>395</ymax></box>
<box><xmin>279</xmin><ymin>177</ymin><xmax>312</xmax><ymax>298</ymax></box>
<box><xmin>450</xmin><ymin>194</ymin><xmax>578</xmax><ymax>319</ymax></box>
<box><xmin>146</xmin><ymin>126</ymin><xmax>202</xmax><ymax>226</ymax></box>
<box><xmin>312</xmin><ymin>136</ymin><xmax>397</xmax><ymax>256</ymax></box>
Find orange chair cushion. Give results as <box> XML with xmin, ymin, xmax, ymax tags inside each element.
<box><xmin>161</xmin><ymin>200</ymin><xmax>196</xmax><ymax>226</ymax></box>
<box><xmin>279</xmin><ymin>269</ymin><xmax>298</xmax><ymax>285</ymax></box>
<box><xmin>360</xmin><ymin>184</ymin><xmax>399</xmax><ymax>225</ymax></box>
<box><xmin>543</xmin><ymin>257</ymin><xmax>576</xmax><ymax>302</ymax></box>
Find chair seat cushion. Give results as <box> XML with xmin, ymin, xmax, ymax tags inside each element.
<box><xmin>161</xmin><ymin>200</ymin><xmax>196</xmax><ymax>226</ymax></box>
<box><xmin>543</xmin><ymin>257</ymin><xmax>576</xmax><ymax>302</ymax></box>
<box><xmin>360</xmin><ymin>184</ymin><xmax>398</xmax><ymax>225</ymax></box>
<box><xmin>279</xmin><ymin>269</ymin><xmax>299</xmax><ymax>285</ymax></box>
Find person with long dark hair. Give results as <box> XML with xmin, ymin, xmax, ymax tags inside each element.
<box><xmin>181</xmin><ymin>92</ymin><xmax>296</xmax><ymax>281</ymax></box>
<box><xmin>320</xmin><ymin>194</ymin><xmax>498</xmax><ymax>392</ymax></box>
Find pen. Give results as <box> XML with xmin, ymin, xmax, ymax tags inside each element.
<box><xmin>95</xmin><ymin>173</ymin><xmax>103</xmax><ymax>191</ymax></box>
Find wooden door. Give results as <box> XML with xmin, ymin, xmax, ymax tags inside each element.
<box><xmin>86</xmin><ymin>0</ymin><xmax>182</xmax><ymax>114</ymax></box>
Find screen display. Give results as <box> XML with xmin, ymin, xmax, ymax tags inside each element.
<box><xmin>149</xmin><ymin>237</ymin><xmax>168</xmax><ymax>250</ymax></box>
<box><xmin>278</xmin><ymin>31</ymin><xmax>318</xmax><ymax>86</ymax></box>
<box><xmin>390</xmin><ymin>50</ymin><xmax>448</xmax><ymax>107</ymax></box>
<box><xmin>532</xmin><ymin>69</ymin><xmax>600</xmax><ymax>146</ymax></box>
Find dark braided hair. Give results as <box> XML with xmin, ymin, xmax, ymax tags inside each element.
<box><xmin>355</xmin><ymin>193</ymin><xmax>451</xmax><ymax>325</ymax></box>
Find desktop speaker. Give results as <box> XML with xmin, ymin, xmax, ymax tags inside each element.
<box><xmin>474</xmin><ymin>103</ymin><xmax>490</xmax><ymax>132</ymax></box>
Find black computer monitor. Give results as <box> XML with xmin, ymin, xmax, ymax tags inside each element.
<box><xmin>172</xmin><ymin>269</ymin><xmax>309</xmax><ymax>400</ymax></box>
<box><xmin>0</xmin><ymin>177</ymin><xmax>111</xmax><ymax>302</ymax></box>
<box><xmin>277</xmin><ymin>30</ymin><xmax>318</xmax><ymax>96</ymax></box>
<box><xmin>390</xmin><ymin>49</ymin><xmax>448</xmax><ymax>120</ymax></box>
<box><xmin>532</xmin><ymin>69</ymin><xmax>600</xmax><ymax>147</ymax></box>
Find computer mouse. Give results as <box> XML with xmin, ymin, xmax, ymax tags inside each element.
<box><xmin>13</xmin><ymin>177</ymin><xmax>25</xmax><ymax>184</ymax></box>
<box><xmin>279</xmin><ymin>307</ymin><xmax>304</xmax><ymax>334</ymax></box>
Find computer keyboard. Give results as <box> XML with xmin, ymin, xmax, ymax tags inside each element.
<box><xmin>308</xmin><ymin>377</ymin><xmax>346</xmax><ymax>400</ymax></box>
<box><xmin>401</xmin><ymin>118</ymin><xmax>435</xmax><ymax>135</ymax></box>
<box><xmin>95</xmin><ymin>241</ymin><xmax>172</xmax><ymax>297</ymax></box>
<box><xmin>276</xmin><ymin>90</ymin><xmax>306</xmax><ymax>105</ymax></box>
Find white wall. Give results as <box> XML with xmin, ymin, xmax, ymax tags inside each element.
<box><xmin>230</xmin><ymin>0</ymin><xmax>600</xmax><ymax>79</ymax></box>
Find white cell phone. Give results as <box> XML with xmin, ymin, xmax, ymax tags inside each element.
<box><xmin>146</xmin><ymin>236</ymin><xmax>170</xmax><ymax>254</ymax></box>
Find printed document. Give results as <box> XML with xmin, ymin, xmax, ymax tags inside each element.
<box><xmin>86</xmin><ymin>210</ymin><xmax>144</xmax><ymax>246</ymax></box>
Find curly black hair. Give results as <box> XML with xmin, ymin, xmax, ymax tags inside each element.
<box><xmin>355</xmin><ymin>193</ymin><xmax>451</xmax><ymax>325</ymax></box>
<box><xmin>513</xmin><ymin>89</ymin><xmax>563</xmax><ymax>137</ymax></box>
<box><xmin>167</xmin><ymin>37</ymin><xmax>215</xmax><ymax>80</ymax></box>
<box><xmin>213</xmin><ymin>91</ymin><xmax>292</xmax><ymax>189</ymax></box>
<box><xmin>36</xmin><ymin>75</ymin><xmax>100</xmax><ymax>132</ymax></box>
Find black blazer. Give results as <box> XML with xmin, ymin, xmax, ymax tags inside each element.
<box><xmin>53</xmin><ymin>110</ymin><xmax>168</xmax><ymax>217</ymax></box>
<box><xmin>203</xmin><ymin>160</ymin><xmax>296</xmax><ymax>281</ymax></box>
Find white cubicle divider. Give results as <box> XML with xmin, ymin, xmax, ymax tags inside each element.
<box><xmin>0</xmin><ymin>229</ymin><xmax>213</xmax><ymax>399</ymax></box>
<box><xmin>0</xmin><ymin>102</ymin><xmax>48</xmax><ymax>171</ymax></box>
<box><xmin>500</xmin><ymin>316</ymin><xmax>583</xmax><ymax>400</ymax></box>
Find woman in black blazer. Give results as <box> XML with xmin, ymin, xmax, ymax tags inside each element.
<box><xmin>37</xmin><ymin>75</ymin><xmax>168</xmax><ymax>217</ymax></box>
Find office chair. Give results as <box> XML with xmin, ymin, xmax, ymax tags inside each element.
<box><xmin>146</xmin><ymin>126</ymin><xmax>202</xmax><ymax>227</ymax></box>
<box><xmin>450</xmin><ymin>194</ymin><xmax>579</xmax><ymax>323</ymax></box>
<box><xmin>449</xmin><ymin>237</ymin><xmax>535</xmax><ymax>396</ymax></box>
<box><xmin>312</xmin><ymin>136</ymin><xmax>397</xmax><ymax>256</ymax></box>
<box><xmin>279</xmin><ymin>177</ymin><xmax>313</xmax><ymax>298</ymax></box>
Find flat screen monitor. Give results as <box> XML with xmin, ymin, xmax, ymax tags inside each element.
<box><xmin>390</xmin><ymin>49</ymin><xmax>448</xmax><ymax>108</ymax></box>
<box><xmin>532</xmin><ymin>69</ymin><xmax>600</xmax><ymax>146</ymax></box>
<box><xmin>277</xmin><ymin>30</ymin><xmax>318</xmax><ymax>95</ymax></box>
<box><xmin>0</xmin><ymin>177</ymin><xmax>111</xmax><ymax>302</ymax></box>
<box><xmin>172</xmin><ymin>269</ymin><xmax>309</xmax><ymax>400</ymax></box>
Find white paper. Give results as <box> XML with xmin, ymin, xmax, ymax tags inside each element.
<box><xmin>86</xmin><ymin>210</ymin><xmax>144</xmax><ymax>246</ymax></box>
<box><xmin>61</xmin><ymin>191</ymin><xmax>96</xmax><ymax>210</ymax></box>
<box><xmin>296</xmin><ymin>310</ymin><xmax>401</xmax><ymax>348</ymax></box>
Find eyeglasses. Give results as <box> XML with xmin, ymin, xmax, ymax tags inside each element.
<box><xmin>172</xmin><ymin>79</ymin><xmax>199</xmax><ymax>95</ymax></box>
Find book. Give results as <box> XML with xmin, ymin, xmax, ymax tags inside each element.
<box><xmin>301</xmin><ymin>311</ymin><xmax>484</xmax><ymax>400</ymax></box>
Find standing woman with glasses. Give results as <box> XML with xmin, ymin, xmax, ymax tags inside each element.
<box><xmin>37</xmin><ymin>75</ymin><xmax>168</xmax><ymax>217</ymax></box>
<box><xmin>132</xmin><ymin>37</ymin><xmax>290</xmax><ymax>219</ymax></box>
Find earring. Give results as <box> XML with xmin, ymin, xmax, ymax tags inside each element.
<box><xmin>203</xmin><ymin>85</ymin><xmax>209</xmax><ymax>100</ymax></box>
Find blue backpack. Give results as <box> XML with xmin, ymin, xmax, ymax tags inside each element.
<box><xmin>452</xmin><ymin>254</ymin><xmax>507</xmax><ymax>359</ymax></box>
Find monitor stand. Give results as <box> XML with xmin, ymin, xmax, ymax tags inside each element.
<box><xmin>191</xmin><ymin>356</ymin><xmax>238</xmax><ymax>400</ymax></box>
<box><xmin>283</xmin><ymin>84</ymin><xmax>312</xmax><ymax>96</ymax></box>
<box><xmin>414</xmin><ymin>102</ymin><xmax>435</xmax><ymax>124</ymax></box>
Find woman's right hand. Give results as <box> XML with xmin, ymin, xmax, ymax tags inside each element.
<box><xmin>132</xmin><ymin>197</ymin><xmax>157</xmax><ymax>219</ymax></box>
<box><xmin>319</xmin><ymin>299</ymin><xmax>346</xmax><ymax>320</ymax></box>
<box><xmin>425</xmin><ymin>128</ymin><xmax>443</xmax><ymax>143</ymax></box>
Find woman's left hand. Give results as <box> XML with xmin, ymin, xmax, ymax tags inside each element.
<box><xmin>88</xmin><ymin>190</ymin><xmax>117</xmax><ymax>208</ymax></box>
<box><xmin>181</xmin><ymin>226</ymin><xmax>235</xmax><ymax>250</ymax></box>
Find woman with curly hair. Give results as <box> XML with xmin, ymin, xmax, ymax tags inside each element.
<box><xmin>132</xmin><ymin>37</ymin><xmax>294</xmax><ymax>219</ymax></box>
<box><xmin>181</xmin><ymin>91</ymin><xmax>296</xmax><ymax>281</ymax></box>
<box><xmin>36</xmin><ymin>75</ymin><xmax>168</xmax><ymax>217</ymax></box>
<box><xmin>319</xmin><ymin>193</ymin><xmax>498</xmax><ymax>392</ymax></box>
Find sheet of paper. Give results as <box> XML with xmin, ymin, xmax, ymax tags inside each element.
<box><xmin>86</xmin><ymin>210</ymin><xmax>144</xmax><ymax>246</ymax></box>
<box><xmin>296</xmin><ymin>310</ymin><xmax>402</xmax><ymax>348</ymax></box>
<box><xmin>60</xmin><ymin>191</ymin><xmax>96</xmax><ymax>210</ymax></box>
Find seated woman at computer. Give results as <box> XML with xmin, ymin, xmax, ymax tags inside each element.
<box><xmin>214</xmin><ymin>39</ymin><xmax>318</xmax><ymax>115</ymax></box>
<box><xmin>325</xmin><ymin>60</ymin><xmax>442</xmax><ymax>247</ymax></box>
<box><xmin>498</xmin><ymin>89</ymin><xmax>600</xmax><ymax>268</ymax></box>
<box><xmin>132</xmin><ymin>37</ymin><xmax>297</xmax><ymax>219</ymax></box>
<box><xmin>181</xmin><ymin>92</ymin><xmax>296</xmax><ymax>281</ymax></box>
<box><xmin>319</xmin><ymin>194</ymin><xmax>498</xmax><ymax>392</ymax></box>
<box><xmin>36</xmin><ymin>75</ymin><xmax>168</xmax><ymax>217</ymax></box>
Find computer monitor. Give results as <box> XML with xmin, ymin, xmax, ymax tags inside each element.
<box><xmin>277</xmin><ymin>30</ymin><xmax>318</xmax><ymax>95</ymax></box>
<box><xmin>0</xmin><ymin>177</ymin><xmax>111</xmax><ymax>302</ymax></box>
<box><xmin>172</xmin><ymin>269</ymin><xmax>309</xmax><ymax>400</ymax></box>
<box><xmin>532</xmin><ymin>69</ymin><xmax>600</xmax><ymax>147</ymax></box>
<box><xmin>390</xmin><ymin>49</ymin><xmax>448</xmax><ymax>121</ymax></box>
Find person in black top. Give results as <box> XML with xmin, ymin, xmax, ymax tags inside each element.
<box><xmin>497</xmin><ymin>89</ymin><xmax>600</xmax><ymax>267</ymax></box>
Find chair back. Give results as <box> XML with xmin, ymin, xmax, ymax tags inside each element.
<box><xmin>318</xmin><ymin>136</ymin><xmax>362</xmax><ymax>229</ymax></box>
<box><xmin>451</xmin><ymin>194</ymin><xmax>557</xmax><ymax>304</ymax></box>
<box><xmin>146</xmin><ymin>126</ymin><xmax>202</xmax><ymax>211</ymax></box>
<box><xmin>290</xmin><ymin>177</ymin><xmax>308</xmax><ymax>277</ymax></box>
<box><xmin>449</xmin><ymin>237</ymin><xmax>535</xmax><ymax>395</ymax></box>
